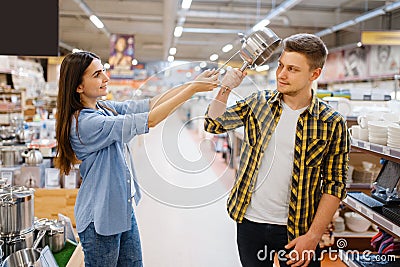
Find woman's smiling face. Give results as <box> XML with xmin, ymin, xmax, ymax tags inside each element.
<box><xmin>76</xmin><ymin>58</ymin><xmax>109</xmax><ymax>102</ymax></box>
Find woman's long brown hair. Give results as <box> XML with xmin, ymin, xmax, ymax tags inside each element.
<box><xmin>55</xmin><ymin>51</ymin><xmax>100</xmax><ymax>175</ymax></box>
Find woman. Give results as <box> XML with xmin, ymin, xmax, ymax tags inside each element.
<box><xmin>55</xmin><ymin>51</ymin><xmax>219</xmax><ymax>266</ymax></box>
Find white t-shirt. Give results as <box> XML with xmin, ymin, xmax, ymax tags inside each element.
<box><xmin>245</xmin><ymin>101</ymin><xmax>307</xmax><ymax>224</ymax></box>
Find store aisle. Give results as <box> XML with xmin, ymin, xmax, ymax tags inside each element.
<box><xmin>131</xmin><ymin>112</ymin><xmax>241</xmax><ymax>267</ymax></box>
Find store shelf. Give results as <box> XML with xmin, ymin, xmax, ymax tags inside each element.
<box><xmin>342</xmin><ymin>196</ymin><xmax>400</xmax><ymax>238</ymax></box>
<box><xmin>351</xmin><ymin>138</ymin><xmax>400</xmax><ymax>164</ymax></box>
<box><xmin>334</xmin><ymin>229</ymin><xmax>377</xmax><ymax>239</ymax></box>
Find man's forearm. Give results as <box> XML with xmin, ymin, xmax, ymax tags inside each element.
<box><xmin>208</xmin><ymin>88</ymin><xmax>230</xmax><ymax>119</ymax></box>
<box><xmin>306</xmin><ymin>194</ymin><xmax>341</xmax><ymax>242</ymax></box>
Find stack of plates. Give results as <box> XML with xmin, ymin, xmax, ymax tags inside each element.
<box><xmin>367</xmin><ymin>121</ymin><xmax>391</xmax><ymax>145</ymax></box>
<box><xmin>388</xmin><ymin>124</ymin><xmax>400</xmax><ymax>149</ymax></box>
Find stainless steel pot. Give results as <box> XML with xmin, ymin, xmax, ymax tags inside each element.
<box><xmin>1</xmin><ymin>229</ymin><xmax>45</xmax><ymax>267</ymax></box>
<box><xmin>0</xmin><ymin>228</ymin><xmax>34</xmax><ymax>259</ymax></box>
<box><xmin>0</xmin><ymin>147</ymin><xmax>23</xmax><ymax>167</ymax></box>
<box><xmin>216</xmin><ymin>27</ymin><xmax>281</xmax><ymax>72</ymax></box>
<box><xmin>0</xmin><ymin>186</ymin><xmax>35</xmax><ymax>235</ymax></box>
<box><xmin>34</xmin><ymin>219</ymin><xmax>66</xmax><ymax>253</ymax></box>
<box><xmin>238</xmin><ymin>27</ymin><xmax>281</xmax><ymax>71</ymax></box>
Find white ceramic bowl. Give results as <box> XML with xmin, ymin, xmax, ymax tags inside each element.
<box><xmin>344</xmin><ymin>212</ymin><xmax>371</xmax><ymax>232</ymax></box>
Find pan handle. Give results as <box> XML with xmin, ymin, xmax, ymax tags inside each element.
<box><xmin>32</xmin><ymin>229</ymin><xmax>46</xmax><ymax>250</ymax></box>
<box><xmin>215</xmin><ymin>50</ymin><xmax>240</xmax><ymax>73</ymax></box>
<box><xmin>239</xmin><ymin>61</ymin><xmax>250</xmax><ymax>72</ymax></box>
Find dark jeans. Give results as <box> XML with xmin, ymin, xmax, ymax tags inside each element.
<box><xmin>237</xmin><ymin>218</ymin><xmax>321</xmax><ymax>267</ymax></box>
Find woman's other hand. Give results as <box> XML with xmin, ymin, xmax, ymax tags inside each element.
<box><xmin>189</xmin><ymin>69</ymin><xmax>220</xmax><ymax>92</ymax></box>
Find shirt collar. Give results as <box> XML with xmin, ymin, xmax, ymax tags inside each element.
<box><xmin>267</xmin><ymin>89</ymin><xmax>319</xmax><ymax>118</ymax></box>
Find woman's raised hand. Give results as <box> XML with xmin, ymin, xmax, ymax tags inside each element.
<box><xmin>189</xmin><ymin>69</ymin><xmax>220</xmax><ymax>92</ymax></box>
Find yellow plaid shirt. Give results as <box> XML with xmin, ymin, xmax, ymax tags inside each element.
<box><xmin>204</xmin><ymin>90</ymin><xmax>349</xmax><ymax>241</ymax></box>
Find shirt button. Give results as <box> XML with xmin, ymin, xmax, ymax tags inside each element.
<box><xmin>128</xmin><ymin>199</ymin><xmax>131</xmax><ymax>203</ymax></box>
<box><xmin>127</xmin><ymin>180</ymin><xmax>130</xmax><ymax>183</ymax></box>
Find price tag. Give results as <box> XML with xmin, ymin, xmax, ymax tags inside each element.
<box><xmin>1</xmin><ymin>171</ymin><xmax>13</xmax><ymax>185</ymax></box>
<box><xmin>357</xmin><ymin>141</ymin><xmax>365</xmax><ymax>148</ymax></box>
<box><xmin>370</xmin><ymin>144</ymin><xmax>384</xmax><ymax>153</ymax></box>
<box><xmin>389</xmin><ymin>148</ymin><xmax>400</xmax><ymax>159</ymax></box>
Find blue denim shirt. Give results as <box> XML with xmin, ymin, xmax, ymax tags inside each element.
<box><xmin>71</xmin><ymin>99</ymin><xmax>149</xmax><ymax>235</ymax></box>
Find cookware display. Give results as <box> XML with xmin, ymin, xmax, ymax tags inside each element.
<box><xmin>21</xmin><ymin>149</ymin><xmax>43</xmax><ymax>166</ymax></box>
<box><xmin>0</xmin><ymin>186</ymin><xmax>34</xmax><ymax>235</ymax></box>
<box><xmin>1</xmin><ymin>229</ymin><xmax>46</xmax><ymax>267</ymax></box>
<box><xmin>0</xmin><ymin>228</ymin><xmax>34</xmax><ymax>259</ymax></box>
<box><xmin>34</xmin><ymin>218</ymin><xmax>66</xmax><ymax>253</ymax></box>
<box><xmin>0</xmin><ymin>146</ymin><xmax>24</xmax><ymax>167</ymax></box>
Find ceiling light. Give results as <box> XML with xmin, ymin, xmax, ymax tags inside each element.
<box><xmin>89</xmin><ymin>15</ymin><xmax>104</xmax><ymax>29</ymax></box>
<box><xmin>182</xmin><ymin>0</ymin><xmax>192</xmax><ymax>9</ymax></box>
<box><xmin>72</xmin><ymin>48</ymin><xmax>83</xmax><ymax>53</ymax></box>
<box><xmin>209</xmin><ymin>54</ymin><xmax>219</xmax><ymax>61</ymax></box>
<box><xmin>222</xmin><ymin>44</ymin><xmax>233</xmax><ymax>53</ymax></box>
<box><xmin>103</xmin><ymin>63</ymin><xmax>110</xmax><ymax>69</ymax></box>
<box><xmin>194</xmin><ymin>66</ymin><xmax>201</xmax><ymax>72</ymax></box>
<box><xmin>174</xmin><ymin>26</ymin><xmax>183</xmax><ymax>37</ymax></box>
<box><xmin>168</xmin><ymin>56</ymin><xmax>174</xmax><ymax>62</ymax></box>
<box><xmin>132</xmin><ymin>59</ymin><xmax>138</xmax><ymax>65</ymax></box>
<box><xmin>169</xmin><ymin>47</ymin><xmax>177</xmax><ymax>55</ymax></box>
<box><xmin>199</xmin><ymin>62</ymin><xmax>207</xmax><ymax>68</ymax></box>
<box><xmin>357</xmin><ymin>42</ymin><xmax>363</xmax><ymax>47</ymax></box>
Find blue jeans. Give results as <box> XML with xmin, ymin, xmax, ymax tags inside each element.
<box><xmin>78</xmin><ymin>212</ymin><xmax>143</xmax><ymax>267</ymax></box>
<box><xmin>237</xmin><ymin>218</ymin><xmax>321</xmax><ymax>267</ymax></box>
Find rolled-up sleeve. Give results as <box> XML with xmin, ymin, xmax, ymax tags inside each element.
<box><xmin>122</xmin><ymin>112</ymin><xmax>149</xmax><ymax>143</ymax></box>
<box><xmin>322</xmin><ymin>117</ymin><xmax>350</xmax><ymax>200</ymax></box>
<box><xmin>204</xmin><ymin>97</ymin><xmax>252</xmax><ymax>134</ymax></box>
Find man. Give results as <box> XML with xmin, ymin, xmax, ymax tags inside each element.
<box><xmin>204</xmin><ymin>33</ymin><xmax>349</xmax><ymax>267</ymax></box>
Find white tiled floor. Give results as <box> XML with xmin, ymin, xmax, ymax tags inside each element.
<box><xmin>131</xmin><ymin>112</ymin><xmax>242</xmax><ymax>267</ymax></box>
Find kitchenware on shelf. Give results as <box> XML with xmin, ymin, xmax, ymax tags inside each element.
<box><xmin>333</xmin><ymin>216</ymin><xmax>345</xmax><ymax>232</ymax></box>
<box><xmin>0</xmin><ymin>186</ymin><xmax>35</xmax><ymax>235</ymax></box>
<box><xmin>34</xmin><ymin>219</ymin><xmax>66</xmax><ymax>253</ymax></box>
<box><xmin>15</xmin><ymin>128</ymin><xmax>32</xmax><ymax>144</ymax></box>
<box><xmin>0</xmin><ymin>147</ymin><xmax>23</xmax><ymax>167</ymax></box>
<box><xmin>349</xmin><ymin>125</ymin><xmax>360</xmax><ymax>139</ymax></box>
<box><xmin>322</xmin><ymin>96</ymin><xmax>352</xmax><ymax>118</ymax></box>
<box><xmin>217</xmin><ymin>27</ymin><xmax>281</xmax><ymax>73</ymax></box>
<box><xmin>21</xmin><ymin>149</ymin><xmax>43</xmax><ymax>166</ymax></box>
<box><xmin>344</xmin><ymin>212</ymin><xmax>371</xmax><ymax>232</ymax></box>
<box><xmin>357</xmin><ymin>114</ymin><xmax>382</xmax><ymax>129</ymax></box>
<box><xmin>0</xmin><ymin>228</ymin><xmax>34</xmax><ymax>259</ymax></box>
<box><xmin>1</xmin><ymin>229</ymin><xmax>46</xmax><ymax>267</ymax></box>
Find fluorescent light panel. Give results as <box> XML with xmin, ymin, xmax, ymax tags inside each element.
<box><xmin>89</xmin><ymin>15</ymin><xmax>104</xmax><ymax>29</ymax></box>
<box><xmin>222</xmin><ymin>44</ymin><xmax>233</xmax><ymax>53</ymax></box>
<box><xmin>169</xmin><ymin>47</ymin><xmax>177</xmax><ymax>55</ymax></box>
<box><xmin>182</xmin><ymin>0</ymin><xmax>192</xmax><ymax>9</ymax></box>
<box><xmin>174</xmin><ymin>26</ymin><xmax>183</xmax><ymax>37</ymax></box>
<box><xmin>209</xmin><ymin>54</ymin><xmax>218</xmax><ymax>61</ymax></box>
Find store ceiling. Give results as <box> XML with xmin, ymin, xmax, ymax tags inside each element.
<box><xmin>59</xmin><ymin>0</ymin><xmax>400</xmax><ymax>64</ymax></box>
